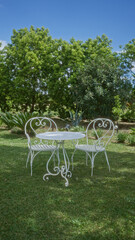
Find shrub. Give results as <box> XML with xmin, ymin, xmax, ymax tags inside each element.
<box><xmin>112</xmin><ymin>95</ymin><xmax>123</xmax><ymax>121</ymax></box>
<box><xmin>69</xmin><ymin>110</ymin><xmax>83</xmax><ymax>127</ymax></box>
<box><xmin>70</xmin><ymin>126</ymin><xmax>85</xmax><ymax>132</ymax></box>
<box><xmin>44</xmin><ymin>109</ymin><xmax>59</xmax><ymax>118</ymax></box>
<box><xmin>0</xmin><ymin>111</ymin><xmax>39</xmax><ymax>131</ymax></box>
<box><xmin>0</xmin><ymin>116</ymin><xmax>3</xmax><ymax>127</ymax></box>
<box><xmin>127</xmin><ymin>135</ymin><xmax>135</xmax><ymax>146</ymax></box>
<box><xmin>92</xmin><ymin>128</ymin><xmax>103</xmax><ymax>139</ymax></box>
<box><xmin>11</xmin><ymin>127</ymin><xmax>24</xmax><ymax>135</ymax></box>
<box><xmin>12</xmin><ymin>112</ymin><xmax>39</xmax><ymax>132</ymax></box>
<box><xmin>121</xmin><ymin>103</ymin><xmax>135</xmax><ymax>122</ymax></box>
<box><xmin>0</xmin><ymin>112</ymin><xmax>14</xmax><ymax>129</ymax></box>
<box><xmin>130</xmin><ymin>128</ymin><xmax>135</xmax><ymax>135</ymax></box>
<box><xmin>117</xmin><ymin>132</ymin><xmax>127</xmax><ymax>143</ymax></box>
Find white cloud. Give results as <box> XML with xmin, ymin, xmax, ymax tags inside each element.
<box><xmin>0</xmin><ymin>40</ymin><xmax>7</xmax><ymax>50</ymax></box>
<box><xmin>115</xmin><ymin>50</ymin><xmax>126</xmax><ymax>54</ymax></box>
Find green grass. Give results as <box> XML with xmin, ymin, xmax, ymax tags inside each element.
<box><xmin>0</xmin><ymin>129</ymin><xmax>135</xmax><ymax>240</ymax></box>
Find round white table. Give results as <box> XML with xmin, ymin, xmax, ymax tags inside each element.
<box><xmin>36</xmin><ymin>131</ymin><xmax>85</xmax><ymax>186</ymax></box>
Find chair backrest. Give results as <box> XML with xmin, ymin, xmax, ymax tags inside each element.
<box><xmin>24</xmin><ymin>117</ymin><xmax>58</xmax><ymax>147</ymax></box>
<box><xmin>86</xmin><ymin>118</ymin><xmax>116</xmax><ymax>147</ymax></box>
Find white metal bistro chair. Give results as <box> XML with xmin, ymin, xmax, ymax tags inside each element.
<box><xmin>71</xmin><ymin>118</ymin><xmax>117</xmax><ymax>176</ymax></box>
<box><xmin>24</xmin><ymin>117</ymin><xmax>58</xmax><ymax>176</ymax></box>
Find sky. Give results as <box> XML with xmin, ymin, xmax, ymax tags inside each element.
<box><xmin>0</xmin><ymin>0</ymin><xmax>135</xmax><ymax>51</ymax></box>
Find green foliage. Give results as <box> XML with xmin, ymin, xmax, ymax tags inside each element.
<box><xmin>92</xmin><ymin>128</ymin><xmax>103</xmax><ymax>139</ymax></box>
<box><xmin>70</xmin><ymin>125</ymin><xmax>85</xmax><ymax>132</ymax></box>
<box><xmin>0</xmin><ymin>112</ymin><xmax>3</xmax><ymax>126</ymax></box>
<box><xmin>122</xmin><ymin>39</ymin><xmax>135</xmax><ymax>82</ymax></box>
<box><xmin>2</xmin><ymin>26</ymin><xmax>52</xmax><ymax>112</ymax></box>
<box><xmin>10</xmin><ymin>127</ymin><xmax>24</xmax><ymax>134</ymax></box>
<box><xmin>0</xmin><ymin>27</ymin><xmax>134</xmax><ymax>119</ymax></box>
<box><xmin>121</xmin><ymin>103</ymin><xmax>135</xmax><ymax>122</ymax></box>
<box><xmin>0</xmin><ymin>49</ymin><xmax>12</xmax><ymax>111</ymax></box>
<box><xmin>5</xmin><ymin>96</ymin><xmax>14</xmax><ymax>110</ymax></box>
<box><xmin>0</xmin><ymin>111</ymin><xmax>39</xmax><ymax>132</ymax></box>
<box><xmin>117</xmin><ymin>132</ymin><xmax>127</xmax><ymax>143</ymax></box>
<box><xmin>47</xmin><ymin>38</ymin><xmax>85</xmax><ymax>117</ymax></box>
<box><xmin>0</xmin><ymin>112</ymin><xmax>14</xmax><ymax>129</ymax></box>
<box><xmin>112</xmin><ymin>95</ymin><xmax>123</xmax><ymax>121</ymax></box>
<box><xmin>116</xmin><ymin>129</ymin><xmax>135</xmax><ymax>145</ymax></box>
<box><xmin>127</xmin><ymin>134</ymin><xmax>135</xmax><ymax>146</ymax></box>
<box><xmin>12</xmin><ymin>112</ymin><xmax>39</xmax><ymax>131</ymax></box>
<box><xmin>130</xmin><ymin>128</ymin><xmax>135</xmax><ymax>135</ymax></box>
<box><xmin>69</xmin><ymin>110</ymin><xmax>83</xmax><ymax>127</ymax></box>
<box><xmin>73</xmin><ymin>51</ymin><xmax>132</xmax><ymax>118</ymax></box>
<box><xmin>44</xmin><ymin>108</ymin><xmax>59</xmax><ymax>118</ymax></box>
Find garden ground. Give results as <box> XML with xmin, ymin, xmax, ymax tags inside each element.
<box><xmin>0</xmin><ymin>121</ymin><xmax>135</xmax><ymax>240</ymax></box>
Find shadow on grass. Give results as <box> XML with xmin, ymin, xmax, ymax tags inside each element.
<box><xmin>0</xmin><ymin>144</ymin><xmax>135</xmax><ymax>240</ymax></box>
<box><xmin>0</xmin><ymin>131</ymin><xmax>25</xmax><ymax>140</ymax></box>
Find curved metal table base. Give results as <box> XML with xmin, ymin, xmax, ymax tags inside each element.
<box><xmin>43</xmin><ymin>141</ymin><xmax>72</xmax><ymax>187</ymax></box>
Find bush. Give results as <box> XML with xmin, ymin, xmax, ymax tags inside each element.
<box><xmin>130</xmin><ymin>128</ymin><xmax>135</xmax><ymax>135</ymax></box>
<box><xmin>112</xmin><ymin>95</ymin><xmax>123</xmax><ymax>121</ymax></box>
<box><xmin>69</xmin><ymin>110</ymin><xmax>83</xmax><ymax>127</ymax></box>
<box><xmin>12</xmin><ymin>112</ymin><xmax>39</xmax><ymax>132</ymax></box>
<box><xmin>121</xmin><ymin>104</ymin><xmax>135</xmax><ymax>122</ymax></box>
<box><xmin>0</xmin><ymin>117</ymin><xmax>3</xmax><ymax>127</ymax></box>
<box><xmin>11</xmin><ymin>127</ymin><xmax>24</xmax><ymax>135</ymax></box>
<box><xmin>44</xmin><ymin>109</ymin><xmax>59</xmax><ymax>118</ymax></box>
<box><xmin>127</xmin><ymin>135</ymin><xmax>135</xmax><ymax>146</ymax></box>
<box><xmin>0</xmin><ymin>112</ymin><xmax>15</xmax><ymax>129</ymax></box>
<box><xmin>0</xmin><ymin>111</ymin><xmax>39</xmax><ymax>131</ymax></box>
<box><xmin>92</xmin><ymin>128</ymin><xmax>103</xmax><ymax>139</ymax></box>
<box><xmin>117</xmin><ymin>132</ymin><xmax>127</xmax><ymax>143</ymax></box>
<box><xmin>70</xmin><ymin>126</ymin><xmax>85</xmax><ymax>132</ymax></box>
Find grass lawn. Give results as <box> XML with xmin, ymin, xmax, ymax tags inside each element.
<box><xmin>0</xmin><ymin>128</ymin><xmax>135</xmax><ymax>240</ymax></box>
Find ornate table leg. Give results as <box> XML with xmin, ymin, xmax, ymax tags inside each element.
<box><xmin>43</xmin><ymin>141</ymin><xmax>72</xmax><ymax>187</ymax></box>
<box><xmin>60</xmin><ymin>142</ymin><xmax>72</xmax><ymax>187</ymax></box>
<box><xmin>43</xmin><ymin>148</ymin><xmax>60</xmax><ymax>181</ymax></box>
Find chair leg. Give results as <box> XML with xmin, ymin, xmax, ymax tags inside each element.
<box><xmin>86</xmin><ymin>153</ymin><xmax>88</xmax><ymax>166</ymax></box>
<box><xmin>26</xmin><ymin>151</ymin><xmax>30</xmax><ymax>168</ymax></box>
<box><xmin>91</xmin><ymin>153</ymin><xmax>95</xmax><ymax>176</ymax></box>
<box><xmin>71</xmin><ymin>149</ymin><xmax>77</xmax><ymax>170</ymax></box>
<box><xmin>30</xmin><ymin>151</ymin><xmax>34</xmax><ymax>176</ymax></box>
<box><xmin>104</xmin><ymin>151</ymin><xmax>110</xmax><ymax>171</ymax></box>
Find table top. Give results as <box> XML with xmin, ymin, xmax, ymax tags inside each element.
<box><xmin>36</xmin><ymin>131</ymin><xmax>85</xmax><ymax>141</ymax></box>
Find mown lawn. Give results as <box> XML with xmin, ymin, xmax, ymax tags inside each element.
<box><xmin>0</xmin><ymin>129</ymin><xmax>135</xmax><ymax>240</ymax></box>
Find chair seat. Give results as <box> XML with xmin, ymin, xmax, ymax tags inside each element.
<box><xmin>30</xmin><ymin>144</ymin><xmax>57</xmax><ymax>151</ymax></box>
<box><xmin>75</xmin><ymin>144</ymin><xmax>105</xmax><ymax>152</ymax></box>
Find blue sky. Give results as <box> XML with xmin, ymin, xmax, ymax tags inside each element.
<box><xmin>0</xmin><ymin>0</ymin><xmax>135</xmax><ymax>51</ymax></box>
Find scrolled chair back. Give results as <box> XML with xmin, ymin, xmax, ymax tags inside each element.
<box><xmin>24</xmin><ymin>117</ymin><xmax>58</xmax><ymax>146</ymax></box>
<box><xmin>25</xmin><ymin>117</ymin><xmax>57</xmax><ymax>134</ymax></box>
<box><xmin>86</xmin><ymin>118</ymin><xmax>115</xmax><ymax>147</ymax></box>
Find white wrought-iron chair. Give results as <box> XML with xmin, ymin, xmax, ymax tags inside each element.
<box><xmin>24</xmin><ymin>117</ymin><xmax>58</xmax><ymax>176</ymax></box>
<box><xmin>71</xmin><ymin>118</ymin><xmax>117</xmax><ymax>176</ymax></box>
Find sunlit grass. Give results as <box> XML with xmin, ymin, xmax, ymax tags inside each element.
<box><xmin>0</xmin><ymin>129</ymin><xmax>135</xmax><ymax>240</ymax></box>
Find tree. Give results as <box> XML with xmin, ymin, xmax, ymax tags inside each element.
<box><xmin>0</xmin><ymin>45</ymin><xmax>13</xmax><ymax>111</ymax></box>
<box><xmin>121</xmin><ymin>39</ymin><xmax>135</xmax><ymax>85</ymax></box>
<box><xmin>112</xmin><ymin>95</ymin><xmax>123</xmax><ymax>131</ymax></box>
<box><xmin>2</xmin><ymin>27</ymin><xmax>85</xmax><ymax>117</ymax></box>
<box><xmin>46</xmin><ymin>38</ymin><xmax>85</xmax><ymax>117</ymax></box>
<box><xmin>1</xmin><ymin>29</ymin><xmax>134</xmax><ymax>120</ymax></box>
<box><xmin>70</xmin><ymin>35</ymin><xmax>132</xmax><ymax>119</ymax></box>
<box><xmin>3</xmin><ymin>26</ymin><xmax>54</xmax><ymax>112</ymax></box>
